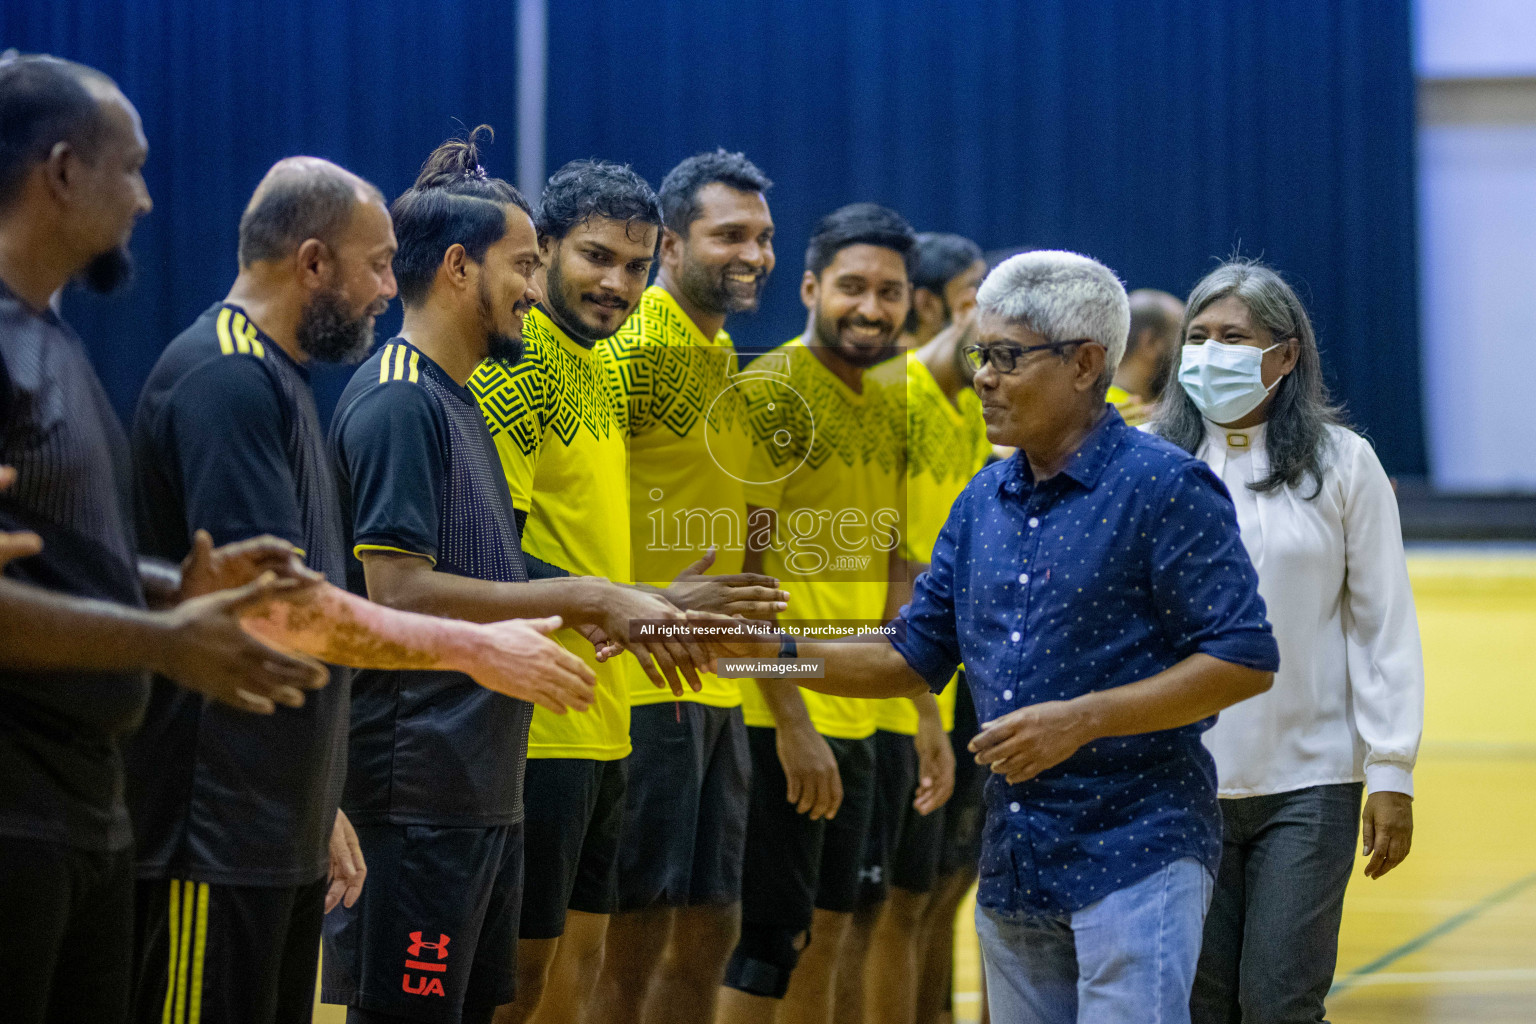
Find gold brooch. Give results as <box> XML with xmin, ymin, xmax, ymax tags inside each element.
<box><xmin>1227</xmin><ymin>433</ymin><xmax>1249</xmax><ymax>448</ymax></box>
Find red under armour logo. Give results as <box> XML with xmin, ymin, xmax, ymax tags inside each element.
<box><xmin>403</xmin><ymin>931</ymin><xmax>450</xmax><ymax>997</ymax></box>
<box><xmin>407</xmin><ymin>932</ymin><xmax>450</xmax><ymax>960</ymax></box>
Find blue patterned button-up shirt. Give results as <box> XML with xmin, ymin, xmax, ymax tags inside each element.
<box><xmin>893</xmin><ymin>407</ymin><xmax>1279</xmax><ymax>916</ymax></box>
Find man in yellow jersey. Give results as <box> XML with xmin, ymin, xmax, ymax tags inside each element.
<box><xmin>836</xmin><ymin>234</ymin><xmax>990</xmax><ymax>1024</ymax></box>
<box><xmin>717</xmin><ymin>203</ymin><xmax>942</xmax><ymax>1024</ymax></box>
<box><xmin>897</xmin><ymin>231</ymin><xmax>986</xmax><ymax>350</ymax></box>
<box><xmin>470</xmin><ymin>161</ymin><xmax>724</xmax><ymax>1024</ymax></box>
<box><xmin>588</xmin><ymin>151</ymin><xmax>789</xmax><ymax>1024</ymax></box>
<box><xmin>1107</xmin><ymin>288</ymin><xmax>1183</xmax><ymax>426</ymax></box>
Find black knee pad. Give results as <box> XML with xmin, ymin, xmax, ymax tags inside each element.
<box><xmin>722</xmin><ymin>921</ymin><xmax>812</xmax><ymax>999</ymax></box>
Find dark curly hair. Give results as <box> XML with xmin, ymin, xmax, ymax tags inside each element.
<box><xmin>535</xmin><ymin>159</ymin><xmax>662</xmax><ymax>253</ymax></box>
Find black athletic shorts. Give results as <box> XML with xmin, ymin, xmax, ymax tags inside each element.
<box><xmin>321</xmin><ymin>823</ymin><xmax>523</xmax><ymax>1022</ymax></box>
<box><xmin>939</xmin><ymin>672</ymin><xmax>988</xmax><ymax>877</ymax></box>
<box><xmin>133</xmin><ymin>874</ymin><xmax>325</xmax><ymax>1024</ymax></box>
<box><xmin>0</xmin><ymin>835</ymin><xmax>133</xmax><ymax>1024</ymax></box>
<box><xmin>520</xmin><ymin>757</ymin><xmax>627</xmax><ymax>938</ymax></box>
<box><xmin>857</xmin><ymin>729</ymin><xmax>946</xmax><ymax>907</ymax></box>
<box><xmin>739</xmin><ymin>726</ymin><xmax>877</xmax><ymax>935</ymax></box>
<box><xmin>616</xmin><ymin>703</ymin><xmax>750</xmax><ymax>911</ymax></box>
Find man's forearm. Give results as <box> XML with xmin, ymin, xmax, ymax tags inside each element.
<box><xmin>362</xmin><ymin>562</ymin><xmax>608</xmax><ymax>629</ymax></box>
<box><xmin>0</xmin><ymin>578</ymin><xmax>171</xmax><ymax>674</ymax></box>
<box><xmin>241</xmin><ymin>581</ymin><xmax>470</xmax><ymax>671</ymax></box>
<box><xmin>794</xmin><ymin>640</ymin><xmax>931</xmax><ymax>701</ymax></box>
<box><xmin>1073</xmin><ymin>652</ymin><xmax>1272</xmax><ymax>740</ymax></box>
<box><xmin>912</xmin><ymin>689</ymin><xmax>942</xmax><ymax>724</ymax></box>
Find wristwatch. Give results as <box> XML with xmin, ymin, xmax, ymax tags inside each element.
<box><xmin>777</xmin><ymin>634</ymin><xmax>798</xmax><ymax>660</ymax></box>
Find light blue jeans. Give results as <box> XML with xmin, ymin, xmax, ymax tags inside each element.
<box><xmin>976</xmin><ymin>857</ymin><xmax>1214</xmax><ymax>1024</ymax></box>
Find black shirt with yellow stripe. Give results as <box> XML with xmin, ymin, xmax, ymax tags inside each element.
<box><xmin>129</xmin><ymin>302</ymin><xmax>350</xmax><ymax>886</ymax></box>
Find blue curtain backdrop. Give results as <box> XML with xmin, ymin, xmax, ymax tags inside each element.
<box><xmin>1</xmin><ymin>0</ymin><xmax>1426</xmax><ymax>475</ymax></box>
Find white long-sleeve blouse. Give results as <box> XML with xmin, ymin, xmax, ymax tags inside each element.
<box><xmin>1196</xmin><ymin>421</ymin><xmax>1424</xmax><ymax>798</ymax></box>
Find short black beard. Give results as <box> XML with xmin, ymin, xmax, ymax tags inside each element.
<box><xmin>813</xmin><ymin>307</ymin><xmax>897</xmax><ymax>369</ymax></box>
<box><xmin>543</xmin><ymin>256</ymin><xmax>621</xmax><ymax>346</ymax></box>
<box><xmin>78</xmin><ymin>247</ymin><xmax>135</xmax><ymax>294</ymax></box>
<box><xmin>296</xmin><ymin>288</ymin><xmax>374</xmax><ymax>365</ymax></box>
<box><xmin>677</xmin><ymin>253</ymin><xmax>763</xmax><ymax>318</ymax></box>
<box><xmin>481</xmin><ymin>276</ymin><xmax>525</xmax><ymax>365</ymax></box>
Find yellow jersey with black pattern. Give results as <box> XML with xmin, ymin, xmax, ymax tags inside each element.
<box><xmin>870</xmin><ymin>352</ymin><xmax>989</xmax><ymax>734</ymax></box>
<box><xmin>737</xmin><ymin>338</ymin><xmax>905</xmax><ymax>741</ymax></box>
<box><xmin>596</xmin><ymin>285</ymin><xmax>753</xmax><ymax>708</ymax></box>
<box><xmin>470</xmin><ymin>307</ymin><xmax>632</xmax><ymax>760</ymax></box>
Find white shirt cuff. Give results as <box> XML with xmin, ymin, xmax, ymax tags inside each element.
<box><xmin>1365</xmin><ymin>762</ymin><xmax>1414</xmax><ymax>797</ymax></box>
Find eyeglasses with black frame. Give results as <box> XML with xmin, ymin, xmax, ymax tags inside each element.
<box><xmin>962</xmin><ymin>339</ymin><xmax>1095</xmax><ymax>374</ymax></box>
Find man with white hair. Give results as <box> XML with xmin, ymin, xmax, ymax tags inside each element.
<box><xmin>709</xmin><ymin>250</ymin><xmax>1280</xmax><ymax>1023</ymax></box>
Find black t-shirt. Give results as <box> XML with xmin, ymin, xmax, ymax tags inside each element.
<box><xmin>331</xmin><ymin>338</ymin><xmax>532</xmax><ymax>827</ymax></box>
<box><xmin>127</xmin><ymin>303</ymin><xmax>351</xmax><ymax>886</ymax></box>
<box><xmin>0</xmin><ymin>282</ymin><xmax>149</xmax><ymax>853</ymax></box>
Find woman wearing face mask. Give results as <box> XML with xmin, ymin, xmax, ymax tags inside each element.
<box><xmin>1154</xmin><ymin>260</ymin><xmax>1424</xmax><ymax>1024</ymax></box>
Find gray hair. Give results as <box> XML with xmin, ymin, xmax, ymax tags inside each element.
<box><xmin>976</xmin><ymin>250</ymin><xmax>1129</xmax><ymax>388</ymax></box>
<box><xmin>1152</xmin><ymin>259</ymin><xmax>1344</xmax><ymax>498</ymax></box>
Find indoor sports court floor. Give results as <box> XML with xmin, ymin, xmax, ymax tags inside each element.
<box><xmin>314</xmin><ymin>549</ymin><xmax>1536</xmax><ymax>1024</ymax></box>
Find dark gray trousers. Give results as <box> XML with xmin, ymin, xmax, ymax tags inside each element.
<box><xmin>1191</xmin><ymin>782</ymin><xmax>1363</xmax><ymax>1024</ymax></box>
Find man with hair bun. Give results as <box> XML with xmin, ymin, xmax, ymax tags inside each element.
<box><xmin>129</xmin><ymin>148</ymin><xmax>595</xmax><ymax>1024</ymax></box>
<box><xmin>324</xmin><ymin>131</ymin><xmax>711</xmax><ymax>1024</ymax></box>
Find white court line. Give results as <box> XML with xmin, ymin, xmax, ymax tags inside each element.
<box><xmin>1340</xmin><ymin>967</ymin><xmax>1536</xmax><ymax>988</ymax></box>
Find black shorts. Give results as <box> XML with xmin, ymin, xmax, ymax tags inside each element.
<box><xmin>739</xmin><ymin>726</ymin><xmax>877</xmax><ymax>934</ymax></box>
<box><xmin>134</xmin><ymin>874</ymin><xmax>325</xmax><ymax>1024</ymax></box>
<box><xmin>857</xmin><ymin>729</ymin><xmax>946</xmax><ymax>907</ymax></box>
<box><xmin>520</xmin><ymin>757</ymin><xmax>627</xmax><ymax>938</ymax></box>
<box><xmin>617</xmin><ymin>703</ymin><xmax>750</xmax><ymax>911</ymax></box>
<box><xmin>939</xmin><ymin>672</ymin><xmax>988</xmax><ymax>877</ymax></box>
<box><xmin>321</xmin><ymin>823</ymin><xmax>523</xmax><ymax>1022</ymax></box>
<box><xmin>0</xmin><ymin>835</ymin><xmax>133</xmax><ymax>1024</ymax></box>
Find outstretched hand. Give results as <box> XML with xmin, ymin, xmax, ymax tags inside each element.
<box><xmin>463</xmin><ymin>615</ymin><xmax>597</xmax><ymax>714</ymax></box>
<box><xmin>666</xmin><ymin>547</ymin><xmax>789</xmax><ymax>618</ymax></box>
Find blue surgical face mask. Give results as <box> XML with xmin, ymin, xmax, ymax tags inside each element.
<box><xmin>1177</xmin><ymin>341</ymin><xmax>1280</xmax><ymax>424</ymax></box>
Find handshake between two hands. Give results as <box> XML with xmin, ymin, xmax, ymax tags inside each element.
<box><xmin>492</xmin><ymin>546</ymin><xmax>790</xmax><ymax>715</ymax></box>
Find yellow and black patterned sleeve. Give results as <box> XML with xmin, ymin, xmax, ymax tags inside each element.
<box><xmin>470</xmin><ymin>326</ymin><xmax>550</xmax><ymax>512</ymax></box>
<box><xmin>597</xmin><ymin>317</ymin><xmax>656</xmax><ymax>438</ymax></box>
